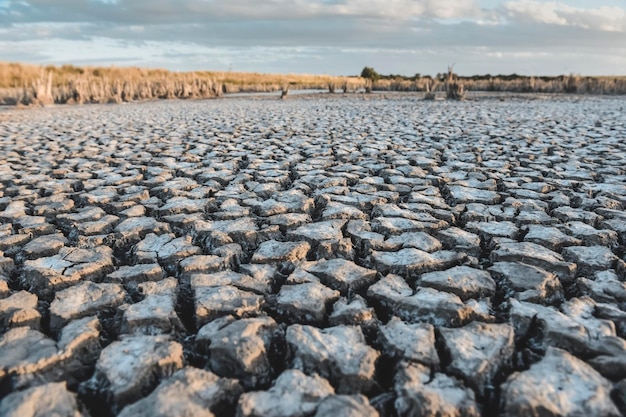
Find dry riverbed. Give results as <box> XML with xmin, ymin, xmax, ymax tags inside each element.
<box><xmin>1</xmin><ymin>94</ymin><xmax>625</xmax><ymax>417</ymax></box>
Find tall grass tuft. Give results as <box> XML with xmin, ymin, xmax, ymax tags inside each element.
<box><xmin>423</xmin><ymin>78</ymin><xmax>436</xmax><ymax>100</ymax></box>
<box><xmin>445</xmin><ymin>65</ymin><xmax>465</xmax><ymax>100</ymax></box>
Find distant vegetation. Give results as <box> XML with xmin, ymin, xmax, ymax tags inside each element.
<box><xmin>361</xmin><ymin>66</ymin><xmax>626</xmax><ymax>96</ymax></box>
<box><xmin>1</xmin><ymin>62</ymin><xmax>625</xmax><ymax>106</ymax></box>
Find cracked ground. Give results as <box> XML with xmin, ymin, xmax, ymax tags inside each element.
<box><xmin>1</xmin><ymin>93</ymin><xmax>626</xmax><ymax>417</ymax></box>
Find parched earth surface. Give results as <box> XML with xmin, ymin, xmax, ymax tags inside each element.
<box><xmin>1</xmin><ymin>93</ymin><xmax>626</xmax><ymax>417</ymax></box>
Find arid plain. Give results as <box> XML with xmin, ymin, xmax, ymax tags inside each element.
<box><xmin>1</xmin><ymin>93</ymin><xmax>626</xmax><ymax>416</ymax></box>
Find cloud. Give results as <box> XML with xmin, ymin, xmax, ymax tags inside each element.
<box><xmin>2</xmin><ymin>34</ymin><xmax>625</xmax><ymax>76</ymax></box>
<box><xmin>502</xmin><ymin>1</ymin><xmax>626</xmax><ymax>32</ymax></box>
<box><xmin>0</xmin><ymin>0</ymin><xmax>624</xmax><ymax>75</ymax></box>
<box><xmin>0</xmin><ymin>0</ymin><xmax>482</xmax><ymax>24</ymax></box>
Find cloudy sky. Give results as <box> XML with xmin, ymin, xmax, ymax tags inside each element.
<box><xmin>1</xmin><ymin>0</ymin><xmax>625</xmax><ymax>76</ymax></box>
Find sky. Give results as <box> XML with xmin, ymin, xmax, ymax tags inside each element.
<box><xmin>0</xmin><ymin>0</ymin><xmax>625</xmax><ymax>76</ymax></box>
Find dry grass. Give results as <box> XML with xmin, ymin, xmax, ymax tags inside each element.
<box><xmin>0</xmin><ymin>62</ymin><xmax>361</xmax><ymax>105</ymax></box>
<box><xmin>2</xmin><ymin>61</ymin><xmax>625</xmax><ymax>106</ymax></box>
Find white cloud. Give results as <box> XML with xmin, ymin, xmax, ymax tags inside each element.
<box><xmin>0</xmin><ymin>0</ymin><xmax>482</xmax><ymax>23</ymax></box>
<box><xmin>169</xmin><ymin>0</ymin><xmax>482</xmax><ymax>21</ymax></box>
<box><xmin>502</xmin><ymin>1</ymin><xmax>626</xmax><ymax>32</ymax></box>
<box><xmin>1</xmin><ymin>0</ymin><xmax>625</xmax><ymax>75</ymax></box>
<box><xmin>485</xmin><ymin>50</ymin><xmax>551</xmax><ymax>59</ymax></box>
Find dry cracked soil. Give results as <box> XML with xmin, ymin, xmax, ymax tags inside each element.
<box><xmin>1</xmin><ymin>93</ymin><xmax>626</xmax><ymax>417</ymax></box>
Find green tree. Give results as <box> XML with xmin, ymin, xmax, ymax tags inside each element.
<box><xmin>360</xmin><ymin>66</ymin><xmax>380</xmax><ymax>81</ymax></box>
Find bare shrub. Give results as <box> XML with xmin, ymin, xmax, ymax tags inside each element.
<box><xmin>564</xmin><ymin>73</ymin><xmax>580</xmax><ymax>94</ymax></box>
<box><xmin>424</xmin><ymin>79</ymin><xmax>436</xmax><ymax>100</ymax></box>
<box><xmin>445</xmin><ymin>65</ymin><xmax>465</xmax><ymax>100</ymax></box>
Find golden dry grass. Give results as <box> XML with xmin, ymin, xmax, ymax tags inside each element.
<box><xmin>0</xmin><ymin>62</ymin><xmax>353</xmax><ymax>88</ymax></box>
<box><xmin>2</xmin><ymin>61</ymin><xmax>625</xmax><ymax>106</ymax></box>
<box><xmin>0</xmin><ymin>62</ymin><xmax>363</xmax><ymax>105</ymax></box>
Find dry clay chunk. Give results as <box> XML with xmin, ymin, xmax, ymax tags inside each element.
<box><xmin>193</xmin><ymin>283</ymin><xmax>264</xmax><ymax>328</ymax></box>
<box><xmin>80</xmin><ymin>335</ymin><xmax>184</xmax><ymax>413</ymax></box>
<box><xmin>489</xmin><ymin>262</ymin><xmax>563</xmax><ymax>304</ymax></box>
<box><xmin>440</xmin><ymin>322</ymin><xmax>515</xmax><ymax>396</ymax></box>
<box><xmin>304</xmin><ymin>258</ymin><xmax>378</xmax><ymax>294</ymax></box>
<box><xmin>251</xmin><ymin>239</ymin><xmax>310</xmax><ymax>264</ymax></box>
<box><xmin>0</xmin><ymin>317</ymin><xmax>101</xmax><ymax>390</ymax></box>
<box><xmin>370</xmin><ymin>248</ymin><xmax>464</xmax><ymax>278</ymax></box>
<box><xmin>419</xmin><ymin>266</ymin><xmax>496</xmax><ymax>300</ymax></box>
<box><xmin>276</xmin><ymin>282</ymin><xmax>340</xmax><ymax>324</ymax></box>
<box><xmin>21</xmin><ymin>246</ymin><xmax>115</xmax><ymax>296</ymax></box>
<box><xmin>49</xmin><ymin>281</ymin><xmax>125</xmax><ymax>333</ymax></box>
<box><xmin>501</xmin><ymin>347</ymin><xmax>620</xmax><ymax>417</ymax></box>
<box><xmin>196</xmin><ymin>316</ymin><xmax>280</xmax><ymax>388</ymax></box>
<box><xmin>491</xmin><ymin>242</ymin><xmax>576</xmax><ymax>281</ymax></box>
<box><xmin>0</xmin><ymin>382</ymin><xmax>85</xmax><ymax>417</ymax></box>
<box><xmin>378</xmin><ymin>317</ymin><xmax>439</xmax><ymax>366</ymax></box>
<box><xmin>118</xmin><ymin>367</ymin><xmax>242</xmax><ymax>417</ymax></box>
<box><xmin>367</xmin><ymin>274</ymin><xmax>492</xmax><ymax>326</ymax></box>
<box><xmin>395</xmin><ymin>362</ymin><xmax>480</xmax><ymax>417</ymax></box>
<box><xmin>237</xmin><ymin>369</ymin><xmax>335</xmax><ymax>417</ymax></box>
<box><xmin>120</xmin><ymin>290</ymin><xmax>184</xmax><ymax>336</ymax></box>
<box><xmin>314</xmin><ymin>395</ymin><xmax>379</xmax><ymax>417</ymax></box>
<box><xmin>0</xmin><ymin>290</ymin><xmax>41</xmax><ymax>329</ymax></box>
<box><xmin>329</xmin><ymin>295</ymin><xmax>378</xmax><ymax>329</ymax></box>
<box><xmin>286</xmin><ymin>324</ymin><xmax>379</xmax><ymax>394</ymax></box>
